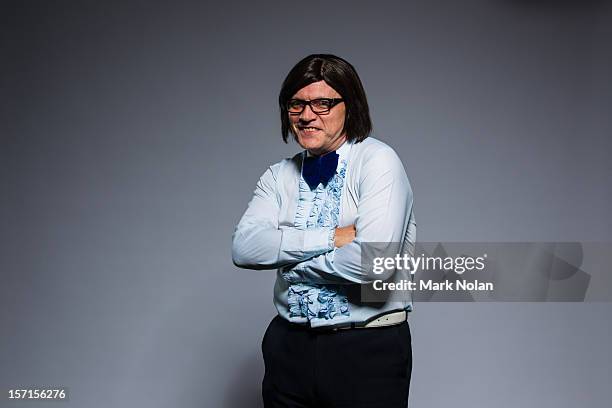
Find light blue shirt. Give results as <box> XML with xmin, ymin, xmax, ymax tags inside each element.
<box><xmin>232</xmin><ymin>137</ymin><xmax>416</xmax><ymax>328</ymax></box>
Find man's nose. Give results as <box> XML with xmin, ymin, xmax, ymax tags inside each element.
<box><xmin>299</xmin><ymin>104</ymin><xmax>317</xmax><ymax>121</ymax></box>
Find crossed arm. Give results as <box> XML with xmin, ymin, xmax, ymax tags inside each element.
<box><xmin>232</xmin><ymin>147</ymin><xmax>414</xmax><ymax>284</ymax></box>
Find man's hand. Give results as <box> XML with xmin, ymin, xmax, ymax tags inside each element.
<box><xmin>334</xmin><ymin>224</ymin><xmax>356</xmax><ymax>248</ymax></box>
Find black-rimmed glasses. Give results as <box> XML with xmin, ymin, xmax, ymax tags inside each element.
<box><xmin>287</xmin><ymin>98</ymin><xmax>344</xmax><ymax>115</ymax></box>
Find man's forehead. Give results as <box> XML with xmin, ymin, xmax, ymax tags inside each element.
<box><xmin>292</xmin><ymin>81</ymin><xmax>341</xmax><ymax>98</ymax></box>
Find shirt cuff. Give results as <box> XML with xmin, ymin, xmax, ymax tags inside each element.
<box><xmin>303</xmin><ymin>227</ymin><xmax>335</xmax><ymax>254</ymax></box>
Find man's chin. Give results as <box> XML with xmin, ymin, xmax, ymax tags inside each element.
<box><xmin>296</xmin><ymin>138</ymin><xmax>323</xmax><ymax>153</ymax></box>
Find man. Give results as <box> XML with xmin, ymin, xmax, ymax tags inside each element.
<box><xmin>232</xmin><ymin>54</ymin><xmax>416</xmax><ymax>407</ymax></box>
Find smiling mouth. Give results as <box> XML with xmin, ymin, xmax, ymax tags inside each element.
<box><xmin>298</xmin><ymin>126</ymin><xmax>320</xmax><ymax>133</ymax></box>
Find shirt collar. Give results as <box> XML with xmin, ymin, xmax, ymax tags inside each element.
<box><xmin>336</xmin><ymin>139</ymin><xmax>351</xmax><ymax>164</ymax></box>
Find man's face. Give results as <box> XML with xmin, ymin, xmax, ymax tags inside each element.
<box><xmin>289</xmin><ymin>81</ymin><xmax>346</xmax><ymax>156</ymax></box>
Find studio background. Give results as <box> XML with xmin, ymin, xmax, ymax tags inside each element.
<box><xmin>2</xmin><ymin>1</ymin><xmax>611</xmax><ymax>407</ymax></box>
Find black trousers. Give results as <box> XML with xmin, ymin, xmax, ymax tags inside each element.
<box><xmin>262</xmin><ymin>315</ymin><xmax>412</xmax><ymax>408</ymax></box>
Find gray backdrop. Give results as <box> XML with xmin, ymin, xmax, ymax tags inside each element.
<box><xmin>2</xmin><ymin>1</ymin><xmax>611</xmax><ymax>407</ymax></box>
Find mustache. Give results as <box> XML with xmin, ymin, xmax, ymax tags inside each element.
<box><xmin>294</xmin><ymin>122</ymin><xmax>321</xmax><ymax>129</ymax></box>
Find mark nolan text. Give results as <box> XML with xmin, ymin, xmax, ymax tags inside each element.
<box><xmin>372</xmin><ymin>279</ymin><xmax>494</xmax><ymax>291</ymax></box>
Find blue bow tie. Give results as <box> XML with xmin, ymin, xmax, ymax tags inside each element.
<box><xmin>302</xmin><ymin>151</ymin><xmax>339</xmax><ymax>190</ymax></box>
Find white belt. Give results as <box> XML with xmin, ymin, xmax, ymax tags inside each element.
<box><xmin>361</xmin><ymin>310</ymin><xmax>407</xmax><ymax>328</ymax></box>
<box><xmin>330</xmin><ymin>310</ymin><xmax>406</xmax><ymax>330</ymax></box>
